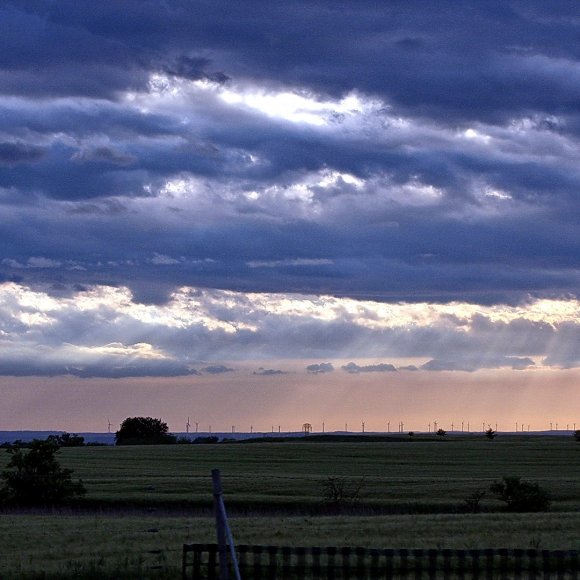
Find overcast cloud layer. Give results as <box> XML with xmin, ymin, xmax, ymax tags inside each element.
<box><xmin>1</xmin><ymin>2</ymin><xmax>580</xmax><ymax>377</ymax></box>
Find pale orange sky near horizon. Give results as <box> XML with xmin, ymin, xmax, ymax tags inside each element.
<box><xmin>1</xmin><ymin>362</ymin><xmax>578</xmax><ymax>434</ymax></box>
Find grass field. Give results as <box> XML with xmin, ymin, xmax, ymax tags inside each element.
<box><xmin>1</xmin><ymin>435</ymin><xmax>579</xmax><ymax>578</ymax></box>
<box><xmin>26</xmin><ymin>435</ymin><xmax>580</xmax><ymax>512</ymax></box>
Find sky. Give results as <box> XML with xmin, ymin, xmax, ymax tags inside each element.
<box><xmin>1</xmin><ymin>1</ymin><xmax>579</xmax><ymax>432</ymax></box>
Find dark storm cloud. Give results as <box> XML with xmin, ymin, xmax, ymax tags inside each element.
<box><xmin>162</xmin><ymin>55</ymin><xmax>230</xmax><ymax>84</ymax></box>
<box><xmin>341</xmin><ymin>362</ymin><xmax>397</xmax><ymax>374</ymax></box>
<box><xmin>0</xmin><ymin>142</ymin><xmax>46</xmax><ymax>165</ymax></box>
<box><xmin>1</xmin><ymin>1</ymin><xmax>580</xmax><ymax>306</ymax></box>
<box><xmin>3</xmin><ymin>1</ymin><xmax>580</xmax><ymax>119</ymax></box>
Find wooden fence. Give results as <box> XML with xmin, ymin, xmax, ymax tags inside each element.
<box><xmin>183</xmin><ymin>543</ymin><xmax>580</xmax><ymax>579</ymax></box>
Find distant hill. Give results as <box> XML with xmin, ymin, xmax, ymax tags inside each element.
<box><xmin>0</xmin><ymin>431</ymin><xmax>115</xmax><ymax>445</ymax></box>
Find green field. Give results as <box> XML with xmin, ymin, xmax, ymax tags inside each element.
<box><xmin>32</xmin><ymin>435</ymin><xmax>580</xmax><ymax>511</ymax></box>
<box><xmin>1</xmin><ymin>435</ymin><xmax>579</xmax><ymax>578</ymax></box>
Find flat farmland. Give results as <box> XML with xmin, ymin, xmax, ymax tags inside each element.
<box><xmin>40</xmin><ymin>436</ymin><xmax>580</xmax><ymax>511</ymax></box>
<box><xmin>1</xmin><ymin>435</ymin><xmax>578</xmax><ymax>511</ymax></box>
<box><xmin>2</xmin><ymin>436</ymin><xmax>580</xmax><ymax>578</ymax></box>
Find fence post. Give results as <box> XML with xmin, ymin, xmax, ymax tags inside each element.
<box><xmin>211</xmin><ymin>469</ymin><xmax>241</xmax><ymax>580</ymax></box>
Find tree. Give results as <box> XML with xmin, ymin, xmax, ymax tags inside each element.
<box><xmin>489</xmin><ymin>476</ymin><xmax>550</xmax><ymax>512</ymax></box>
<box><xmin>0</xmin><ymin>440</ymin><xmax>86</xmax><ymax>505</ymax></box>
<box><xmin>46</xmin><ymin>432</ymin><xmax>85</xmax><ymax>447</ymax></box>
<box><xmin>573</xmin><ymin>430</ymin><xmax>580</xmax><ymax>442</ymax></box>
<box><xmin>436</xmin><ymin>428</ymin><xmax>447</xmax><ymax>438</ymax></box>
<box><xmin>485</xmin><ymin>427</ymin><xmax>497</xmax><ymax>440</ymax></box>
<box><xmin>115</xmin><ymin>417</ymin><xmax>177</xmax><ymax>445</ymax></box>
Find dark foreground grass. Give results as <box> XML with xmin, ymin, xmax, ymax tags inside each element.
<box><xmin>2</xmin><ymin>435</ymin><xmax>575</xmax><ymax>512</ymax></box>
<box><xmin>2</xmin><ymin>512</ymin><xmax>580</xmax><ymax>579</ymax></box>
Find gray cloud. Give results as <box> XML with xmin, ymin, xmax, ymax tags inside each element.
<box><xmin>72</xmin><ymin>147</ymin><xmax>136</xmax><ymax>167</ymax></box>
<box><xmin>341</xmin><ymin>362</ymin><xmax>397</xmax><ymax>374</ymax></box>
<box><xmin>202</xmin><ymin>365</ymin><xmax>235</xmax><ymax>374</ymax></box>
<box><xmin>0</xmin><ymin>358</ymin><xmax>200</xmax><ymax>379</ymax></box>
<box><xmin>0</xmin><ymin>3</ymin><xmax>579</xmax><ymax>380</ymax></box>
<box><xmin>306</xmin><ymin>362</ymin><xmax>335</xmax><ymax>374</ymax></box>
<box><xmin>421</xmin><ymin>357</ymin><xmax>536</xmax><ymax>372</ymax></box>
<box><xmin>253</xmin><ymin>368</ymin><xmax>287</xmax><ymax>376</ymax></box>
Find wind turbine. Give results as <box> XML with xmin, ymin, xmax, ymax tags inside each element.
<box><xmin>186</xmin><ymin>417</ymin><xmax>191</xmax><ymax>434</ymax></box>
<box><xmin>107</xmin><ymin>418</ymin><xmax>113</xmax><ymax>434</ymax></box>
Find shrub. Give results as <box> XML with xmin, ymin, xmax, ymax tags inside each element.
<box><xmin>573</xmin><ymin>430</ymin><xmax>580</xmax><ymax>442</ymax></box>
<box><xmin>485</xmin><ymin>427</ymin><xmax>497</xmax><ymax>440</ymax></box>
<box><xmin>464</xmin><ymin>488</ymin><xmax>486</xmax><ymax>513</ymax></box>
<box><xmin>436</xmin><ymin>428</ymin><xmax>446</xmax><ymax>438</ymax></box>
<box><xmin>321</xmin><ymin>476</ymin><xmax>364</xmax><ymax>506</ymax></box>
<box><xmin>0</xmin><ymin>440</ymin><xmax>86</xmax><ymax>505</ymax></box>
<box><xmin>489</xmin><ymin>476</ymin><xmax>550</xmax><ymax>512</ymax></box>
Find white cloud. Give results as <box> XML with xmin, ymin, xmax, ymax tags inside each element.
<box><xmin>0</xmin><ymin>282</ymin><xmax>579</xmax><ymax>376</ymax></box>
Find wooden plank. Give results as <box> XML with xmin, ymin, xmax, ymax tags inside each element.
<box><xmin>413</xmin><ymin>548</ymin><xmax>424</xmax><ymax>580</ymax></box>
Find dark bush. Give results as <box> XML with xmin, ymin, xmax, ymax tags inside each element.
<box><xmin>489</xmin><ymin>476</ymin><xmax>550</xmax><ymax>512</ymax></box>
<box><xmin>0</xmin><ymin>440</ymin><xmax>86</xmax><ymax>505</ymax></box>
<box><xmin>573</xmin><ymin>430</ymin><xmax>580</xmax><ymax>442</ymax></box>
<box><xmin>193</xmin><ymin>436</ymin><xmax>219</xmax><ymax>444</ymax></box>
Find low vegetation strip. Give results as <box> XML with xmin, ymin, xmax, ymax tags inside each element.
<box><xmin>2</xmin><ymin>513</ymin><xmax>580</xmax><ymax>579</ymax></box>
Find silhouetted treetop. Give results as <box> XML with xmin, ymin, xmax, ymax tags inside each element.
<box><xmin>115</xmin><ymin>417</ymin><xmax>176</xmax><ymax>445</ymax></box>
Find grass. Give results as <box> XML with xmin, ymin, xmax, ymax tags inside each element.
<box><xmin>1</xmin><ymin>435</ymin><xmax>579</xmax><ymax>578</ymax></box>
<box><xmin>2</xmin><ymin>512</ymin><xmax>580</xmax><ymax>578</ymax></box>
<box><xmin>15</xmin><ymin>435</ymin><xmax>580</xmax><ymax>512</ymax></box>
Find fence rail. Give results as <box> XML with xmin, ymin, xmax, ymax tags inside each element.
<box><xmin>183</xmin><ymin>543</ymin><xmax>580</xmax><ymax>579</ymax></box>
